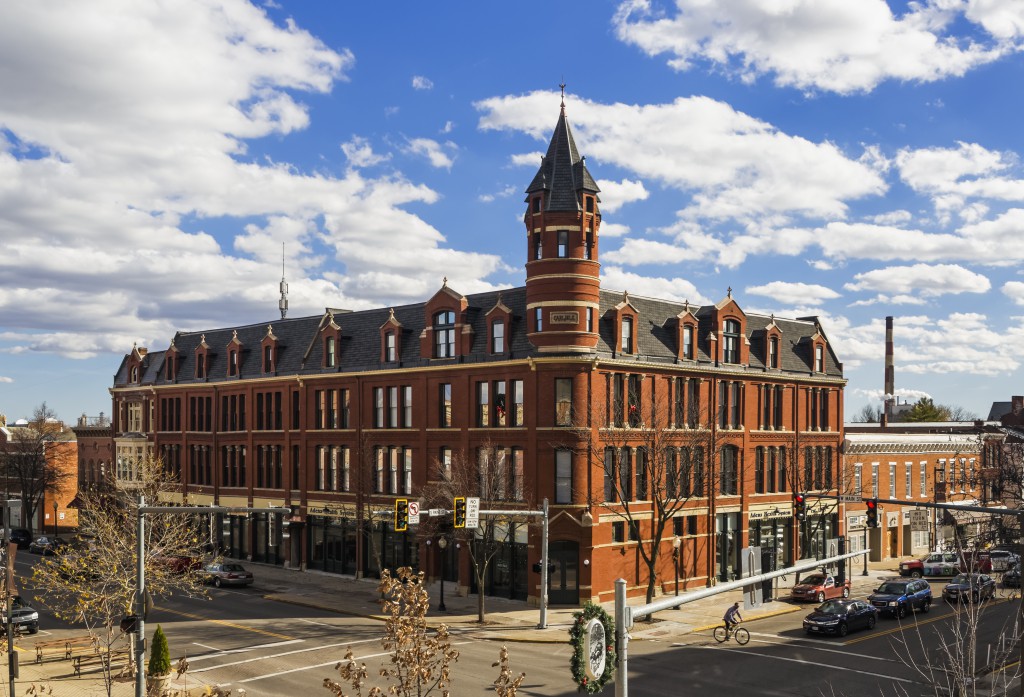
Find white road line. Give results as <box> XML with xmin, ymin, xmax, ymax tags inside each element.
<box><xmin>236</xmin><ymin>641</ymin><xmax>473</xmax><ymax>684</ymax></box>
<box><xmin>295</xmin><ymin>618</ymin><xmax>339</xmax><ymax>628</ymax></box>
<box><xmin>697</xmin><ymin>645</ymin><xmax>920</xmax><ymax>684</ymax></box>
<box><xmin>188</xmin><ymin>638</ymin><xmax>379</xmax><ymax>673</ymax></box>
<box><xmin>744</xmin><ymin>637</ymin><xmax>901</xmax><ymax>662</ymax></box>
<box><xmin>187</xmin><ymin>639</ymin><xmax>305</xmax><ymax>662</ymax></box>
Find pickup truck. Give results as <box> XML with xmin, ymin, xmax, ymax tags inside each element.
<box><xmin>899</xmin><ymin>552</ymin><xmax>959</xmax><ymax>578</ymax></box>
<box><xmin>1</xmin><ymin>596</ymin><xmax>39</xmax><ymax>634</ymax></box>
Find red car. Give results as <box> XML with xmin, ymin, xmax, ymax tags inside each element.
<box><xmin>154</xmin><ymin>555</ymin><xmax>202</xmax><ymax>573</ymax></box>
<box><xmin>790</xmin><ymin>573</ymin><xmax>851</xmax><ymax>603</ymax></box>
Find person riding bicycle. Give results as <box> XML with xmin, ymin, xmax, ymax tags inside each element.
<box><xmin>723</xmin><ymin>602</ymin><xmax>743</xmax><ymax>632</ymax></box>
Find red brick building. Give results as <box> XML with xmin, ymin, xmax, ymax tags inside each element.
<box><xmin>103</xmin><ymin>100</ymin><xmax>845</xmax><ymax>604</ymax></box>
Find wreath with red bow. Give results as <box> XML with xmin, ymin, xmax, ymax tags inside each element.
<box><xmin>568</xmin><ymin>602</ymin><xmax>616</xmax><ymax>693</ymax></box>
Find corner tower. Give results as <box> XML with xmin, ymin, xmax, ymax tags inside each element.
<box><xmin>524</xmin><ymin>92</ymin><xmax>601</xmax><ymax>353</ymax></box>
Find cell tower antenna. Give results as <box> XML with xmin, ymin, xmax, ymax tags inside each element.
<box><xmin>278</xmin><ymin>242</ymin><xmax>289</xmax><ymax>319</ymax></box>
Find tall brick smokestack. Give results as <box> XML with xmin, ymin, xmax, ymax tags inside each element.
<box><xmin>884</xmin><ymin>316</ymin><xmax>894</xmax><ymax>425</ymax></box>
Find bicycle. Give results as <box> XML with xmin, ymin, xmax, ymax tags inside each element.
<box><xmin>713</xmin><ymin>622</ymin><xmax>750</xmax><ymax>645</ymax></box>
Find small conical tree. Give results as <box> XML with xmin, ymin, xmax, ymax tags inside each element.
<box><xmin>148</xmin><ymin>625</ymin><xmax>171</xmax><ymax>677</ymax></box>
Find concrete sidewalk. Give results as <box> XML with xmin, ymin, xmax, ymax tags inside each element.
<box><xmin>12</xmin><ymin>558</ymin><xmax>903</xmax><ymax>695</ymax></box>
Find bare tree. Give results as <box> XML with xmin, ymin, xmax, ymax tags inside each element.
<box><xmin>420</xmin><ymin>441</ymin><xmax>532</xmax><ymax>623</ymax></box>
<box><xmin>0</xmin><ymin>402</ymin><xmax>74</xmax><ymax>528</ymax></box>
<box><xmin>31</xmin><ymin>455</ymin><xmax>212</xmax><ymax>696</ymax></box>
<box><xmin>853</xmin><ymin>404</ymin><xmax>882</xmax><ymax>423</ymax></box>
<box><xmin>571</xmin><ymin>387</ymin><xmax>723</xmax><ymax>603</ymax></box>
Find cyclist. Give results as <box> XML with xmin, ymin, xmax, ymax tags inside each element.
<box><xmin>723</xmin><ymin>601</ymin><xmax>743</xmax><ymax>633</ymax></box>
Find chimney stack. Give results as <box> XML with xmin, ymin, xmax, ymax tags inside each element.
<box><xmin>883</xmin><ymin>316</ymin><xmax>894</xmax><ymax>425</ymax></box>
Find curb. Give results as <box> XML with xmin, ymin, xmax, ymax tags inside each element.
<box><xmin>690</xmin><ymin>603</ymin><xmax>803</xmax><ymax>633</ymax></box>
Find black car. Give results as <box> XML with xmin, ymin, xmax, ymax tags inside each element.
<box><xmin>28</xmin><ymin>536</ymin><xmax>67</xmax><ymax>555</ymax></box>
<box><xmin>7</xmin><ymin>528</ymin><xmax>32</xmax><ymax>549</ymax></box>
<box><xmin>1</xmin><ymin>596</ymin><xmax>39</xmax><ymax>634</ymax></box>
<box><xmin>803</xmin><ymin>599</ymin><xmax>879</xmax><ymax>637</ymax></box>
<box><xmin>943</xmin><ymin>573</ymin><xmax>996</xmax><ymax>603</ymax></box>
<box><xmin>1004</xmin><ymin>566</ymin><xmax>1021</xmax><ymax>588</ymax></box>
<box><xmin>868</xmin><ymin>578</ymin><xmax>932</xmax><ymax>618</ymax></box>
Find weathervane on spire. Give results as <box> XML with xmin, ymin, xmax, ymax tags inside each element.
<box><xmin>560</xmin><ymin>81</ymin><xmax>566</xmax><ymax>113</ymax></box>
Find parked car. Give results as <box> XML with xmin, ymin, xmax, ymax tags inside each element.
<box><xmin>922</xmin><ymin>552</ymin><xmax>964</xmax><ymax>577</ymax></box>
<box><xmin>790</xmin><ymin>573</ymin><xmax>851</xmax><ymax>603</ymax></box>
<box><xmin>154</xmin><ymin>555</ymin><xmax>202</xmax><ymax>573</ymax></box>
<box><xmin>988</xmin><ymin>550</ymin><xmax>1019</xmax><ymax>572</ymax></box>
<box><xmin>1</xmin><ymin>596</ymin><xmax>39</xmax><ymax>634</ymax></box>
<box><xmin>868</xmin><ymin>578</ymin><xmax>933</xmax><ymax>619</ymax></box>
<box><xmin>7</xmin><ymin>528</ymin><xmax>32</xmax><ymax>549</ymax></box>
<box><xmin>900</xmin><ymin>552</ymin><xmax>954</xmax><ymax>578</ymax></box>
<box><xmin>961</xmin><ymin>551</ymin><xmax>993</xmax><ymax>574</ymax></box>
<box><xmin>803</xmin><ymin>599</ymin><xmax>879</xmax><ymax>637</ymax></box>
<box><xmin>943</xmin><ymin>573</ymin><xmax>996</xmax><ymax>603</ymax></box>
<box><xmin>28</xmin><ymin>536</ymin><xmax>67</xmax><ymax>555</ymax></box>
<box><xmin>1003</xmin><ymin>566</ymin><xmax>1021</xmax><ymax>588</ymax></box>
<box><xmin>202</xmin><ymin>562</ymin><xmax>254</xmax><ymax>588</ymax></box>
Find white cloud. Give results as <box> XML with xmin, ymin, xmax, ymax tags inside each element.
<box><xmin>612</xmin><ymin>0</ymin><xmax>1013</xmax><ymax>94</ymax></box>
<box><xmin>844</xmin><ymin>263</ymin><xmax>991</xmax><ymax>302</ymax></box>
<box><xmin>340</xmin><ymin>136</ymin><xmax>391</xmax><ymax>168</ymax></box>
<box><xmin>600</xmin><ymin>266</ymin><xmax>711</xmax><ymax>305</ymax></box>
<box><xmin>404</xmin><ymin>137</ymin><xmax>456</xmax><ymax>169</ymax></box>
<box><xmin>478</xmin><ymin>185</ymin><xmax>517</xmax><ymax>203</ymax></box>
<box><xmin>441</xmin><ymin>120</ymin><xmax>454</xmax><ymax>134</ymax></box>
<box><xmin>896</xmin><ymin>143</ymin><xmax>1024</xmax><ymax>216</ymax></box>
<box><xmin>0</xmin><ymin>376</ymin><xmax>13</xmax><ymax>383</ymax></box>
<box><xmin>599</xmin><ymin>222</ymin><xmax>631</xmax><ymax>238</ymax></box>
<box><xmin>511</xmin><ymin>151</ymin><xmax>544</xmax><ymax>168</ymax></box>
<box><xmin>596</xmin><ymin>178</ymin><xmax>649</xmax><ymax>213</ymax></box>
<box><xmin>966</xmin><ymin>0</ymin><xmax>1024</xmax><ymax>39</ymax></box>
<box><xmin>477</xmin><ymin>91</ymin><xmax>886</xmax><ymax>227</ymax></box>
<box><xmin>1002</xmin><ymin>281</ymin><xmax>1024</xmax><ymax>305</ymax></box>
<box><xmin>411</xmin><ymin>75</ymin><xmax>434</xmax><ymax>90</ymax></box>
<box><xmin>867</xmin><ymin>210</ymin><xmax>912</xmax><ymax>226</ymax></box>
<box><xmin>853</xmin><ymin>387</ymin><xmax>932</xmax><ymax>402</ymax></box>
<box><xmin>745</xmin><ymin>281</ymin><xmax>840</xmax><ymax>306</ymax></box>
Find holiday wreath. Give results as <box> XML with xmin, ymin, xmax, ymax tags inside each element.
<box><xmin>568</xmin><ymin>601</ymin><xmax>616</xmax><ymax>693</ymax></box>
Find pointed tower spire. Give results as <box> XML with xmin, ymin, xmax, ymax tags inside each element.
<box><xmin>279</xmin><ymin>242</ymin><xmax>289</xmax><ymax>320</ymax></box>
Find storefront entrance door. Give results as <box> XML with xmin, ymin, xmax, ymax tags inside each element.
<box><xmin>549</xmin><ymin>540</ymin><xmax>579</xmax><ymax>605</ymax></box>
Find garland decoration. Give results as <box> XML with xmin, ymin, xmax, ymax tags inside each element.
<box><xmin>568</xmin><ymin>601</ymin><xmax>616</xmax><ymax>693</ymax></box>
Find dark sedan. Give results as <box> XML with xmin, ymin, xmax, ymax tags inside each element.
<box><xmin>28</xmin><ymin>536</ymin><xmax>67</xmax><ymax>555</ymax></box>
<box><xmin>943</xmin><ymin>573</ymin><xmax>996</xmax><ymax>603</ymax></box>
<box><xmin>1004</xmin><ymin>567</ymin><xmax>1021</xmax><ymax>588</ymax></box>
<box><xmin>803</xmin><ymin>599</ymin><xmax>879</xmax><ymax>637</ymax></box>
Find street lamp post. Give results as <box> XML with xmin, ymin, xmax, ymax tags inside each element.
<box><xmin>52</xmin><ymin>500</ymin><xmax>58</xmax><ymax>539</ymax></box>
<box><xmin>437</xmin><ymin>537</ymin><xmax>448</xmax><ymax>612</ymax></box>
<box><xmin>672</xmin><ymin>535</ymin><xmax>681</xmax><ymax>596</ymax></box>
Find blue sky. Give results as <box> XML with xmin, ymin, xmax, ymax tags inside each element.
<box><xmin>3</xmin><ymin>0</ymin><xmax>1024</xmax><ymax>423</ymax></box>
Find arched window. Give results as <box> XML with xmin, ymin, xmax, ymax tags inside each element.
<box><xmin>769</xmin><ymin>336</ymin><xmax>779</xmax><ymax>368</ymax></box>
<box><xmin>325</xmin><ymin>336</ymin><xmax>336</xmax><ymax>367</ymax></box>
<box><xmin>815</xmin><ymin>344</ymin><xmax>824</xmax><ymax>372</ymax></box>
<box><xmin>722</xmin><ymin>319</ymin><xmax>740</xmax><ymax>363</ymax></box>
<box><xmin>434</xmin><ymin>310</ymin><xmax>455</xmax><ymax>358</ymax></box>
<box><xmin>621</xmin><ymin>317</ymin><xmax>634</xmax><ymax>354</ymax></box>
<box><xmin>683</xmin><ymin>325</ymin><xmax>694</xmax><ymax>359</ymax></box>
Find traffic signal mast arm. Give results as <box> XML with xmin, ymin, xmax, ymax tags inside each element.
<box><xmin>803</xmin><ymin>493</ymin><xmax>1017</xmax><ymax>518</ymax></box>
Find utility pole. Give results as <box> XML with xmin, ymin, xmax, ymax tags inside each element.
<box><xmin>134</xmin><ymin>495</ymin><xmax>146</xmax><ymax>697</ymax></box>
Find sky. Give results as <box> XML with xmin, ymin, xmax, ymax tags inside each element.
<box><xmin>3</xmin><ymin>0</ymin><xmax>1024</xmax><ymax>424</ymax></box>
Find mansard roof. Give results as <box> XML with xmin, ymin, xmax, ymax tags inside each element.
<box><xmin>525</xmin><ymin>103</ymin><xmax>599</xmax><ymax>212</ymax></box>
<box><xmin>113</xmin><ymin>282</ymin><xmax>843</xmax><ymax>388</ymax></box>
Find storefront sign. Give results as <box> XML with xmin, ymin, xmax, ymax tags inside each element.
<box><xmin>847</xmin><ymin>515</ymin><xmax>867</xmax><ymax>528</ymax></box>
<box><xmin>748</xmin><ymin>510</ymin><xmax>791</xmax><ymax>521</ymax></box>
<box><xmin>550</xmin><ymin>312</ymin><xmax>579</xmax><ymax>325</ymax></box>
<box><xmin>306</xmin><ymin>504</ymin><xmax>351</xmax><ymax>518</ymax></box>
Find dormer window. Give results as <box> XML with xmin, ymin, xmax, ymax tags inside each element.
<box><xmin>130</xmin><ymin>365</ymin><xmax>139</xmax><ymax>383</ymax></box>
<box><xmin>723</xmin><ymin>319</ymin><xmax>740</xmax><ymax>364</ymax></box>
<box><xmin>385</xmin><ymin>331</ymin><xmax>396</xmax><ymax>362</ymax></box>
<box><xmin>165</xmin><ymin>356</ymin><xmax>175</xmax><ymax>381</ymax></box>
<box><xmin>434</xmin><ymin>311</ymin><xmax>455</xmax><ymax>358</ymax></box>
<box><xmin>621</xmin><ymin>316</ymin><xmax>634</xmax><ymax>354</ymax></box>
<box><xmin>196</xmin><ymin>354</ymin><xmax>206</xmax><ymax>379</ymax></box>
<box><xmin>263</xmin><ymin>345</ymin><xmax>274</xmax><ymax>373</ymax></box>
<box><xmin>683</xmin><ymin>325</ymin><xmax>694</xmax><ymax>360</ymax></box>
<box><xmin>228</xmin><ymin>349</ymin><xmax>238</xmax><ymax>377</ymax></box>
<box><xmin>557</xmin><ymin>230</ymin><xmax>569</xmax><ymax>258</ymax></box>
<box><xmin>815</xmin><ymin>344</ymin><xmax>824</xmax><ymax>372</ymax></box>
<box><xmin>769</xmin><ymin>337</ymin><xmax>779</xmax><ymax>369</ymax></box>
<box><xmin>491</xmin><ymin>319</ymin><xmax>505</xmax><ymax>354</ymax></box>
<box><xmin>324</xmin><ymin>336</ymin><xmax>336</xmax><ymax>367</ymax></box>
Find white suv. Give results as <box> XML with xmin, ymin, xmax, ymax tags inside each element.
<box><xmin>988</xmin><ymin>550</ymin><xmax>1019</xmax><ymax>572</ymax></box>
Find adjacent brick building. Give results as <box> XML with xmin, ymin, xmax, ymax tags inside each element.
<box><xmin>102</xmin><ymin>99</ymin><xmax>846</xmax><ymax>604</ymax></box>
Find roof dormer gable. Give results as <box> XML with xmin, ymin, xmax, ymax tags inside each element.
<box><xmin>763</xmin><ymin>316</ymin><xmax>783</xmax><ymax>370</ymax></box>
<box><xmin>194</xmin><ymin>334</ymin><xmax>210</xmax><ymax>380</ymax></box>
<box><xmin>613</xmin><ymin>290</ymin><xmax>639</xmax><ymax>356</ymax></box>
<box><xmin>261</xmin><ymin>325</ymin><xmax>278</xmax><ymax>374</ymax></box>
<box><xmin>674</xmin><ymin>301</ymin><xmax>698</xmax><ymax>361</ymax></box>
<box><xmin>164</xmin><ymin>339</ymin><xmax>180</xmax><ymax>382</ymax></box>
<box><xmin>225</xmin><ymin>329</ymin><xmax>243</xmax><ymax>377</ymax></box>
<box><xmin>127</xmin><ymin>342</ymin><xmax>146</xmax><ymax>384</ymax></box>
<box><xmin>380</xmin><ymin>308</ymin><xmax>403</xmax><ymax>363</ymax></box>
<box><xmin>486</xmin><ymin>293</ymin><xmax>513</xmax><ymax>355</ymax></box>
<box><xmin>421</xmin><ymin>278</ymin><xmax>472</xmax><ymax>359</ymax></box>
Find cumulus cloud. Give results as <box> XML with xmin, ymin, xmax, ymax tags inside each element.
<box><xmin>601</xmin><ymin>266</ymin><xmax>711</xmax><ymax>305</ymax></box>
<box><xmin>844</xmin><ymin>263</ymin><xmax>991</xmax><ymax>303</ymax></box>
<box><xmin>340</xmin><ymin>136</ymin><xmax>391</xmax><ymax>168</ymax></box>
<box><xmin>1002</xmin><ymin>281</ymin><xmax>1024</xmax><ymax>305</ymax></box>
<box><xmin>0</xmin><ymin>376</ymin><xmax>13</xmax><ymax>383</ymax></box>
<box><xmin>867</xmin><ymin>210</ymin><xmax>913</xmax><ymax>226</ymax></box>
<box><xmin>597</xmin><ymin>178</ymin><xmax>649</xmax><ymax>213</ymax></box>
<box><xmin>612</xmin><ymin>0</ymin><xmax>1013</xmax><ymax>94</ymax></box>
<box><xmin>412</xmin><ymin>75</ymin><xmax>434</xmax><ymax>90</ymax></box>
<box><xmin>745</xmin><ymin>281</ymin><xmax>840</xmax><ymax>306</ymax></box>
<box><xmin>404</xmin><ymin>137</ymin><xmax>456</xmax><ymax>169</ymax></box>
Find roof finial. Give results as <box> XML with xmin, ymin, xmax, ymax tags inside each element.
<box><xmin>559</xmin><ymin>81</ymin><xmax>566</xmax><ymax>114</ymax></box>
<box><xmin>442</xmin><ymin>276</ymin><xmax>448</xmax><ymax>287</ymax></box>
<box><xmin>279</xmin><ymin>242</ymin><xmax>289</xmax><ymax>320</ymax></box>
<box><xmin>727</xmin><ymin>286</ymin><xmax>732</xmax><ymax>298</ymax></box>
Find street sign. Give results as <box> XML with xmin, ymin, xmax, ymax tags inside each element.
<box><xmin>838</xmin><ymin>495</ymin><xmax>861</xmax><ymax>503</ymax></box>
<box><xmin>408</xmin><ymin>501</ymin><xmax>420</xmax><ymax>525</ymax></box>
<box><xmin>465</xmin><ymin>497</ymin><xmax>480</xmax><ymax>529</ymax></box>
<box><xmin>428</xmin><ymin>508</ymin><xmax>444</xmax><ymax>517</ymax></box>
<box><xmin>910</xmin><ymin>509</ymin><xmax>929</xmax><ymax>532</ymax></box>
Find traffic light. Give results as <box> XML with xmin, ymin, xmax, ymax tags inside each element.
<box><xmin>453</xmin><ymin>496</ymin><xmax>467</xmax><ymax>528</ymax></box>
<box><xmin>394</xmin><ymin>498</ymin><xmax>408</xmax><ymax>532</ymax></box>
<box><xmin>866</xmin><ymin>498</ymin><xmax>879</xmax><ymax>528</ymax></box>
<box><xmin>794</xmin><ymin>493</ymin><xmax>806</xmax><ymax>521</ymax></box>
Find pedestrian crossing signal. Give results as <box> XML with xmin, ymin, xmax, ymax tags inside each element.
<box><xmin>866</xmin><ymin>499</ymin><xmax>879</xmax><ymax>528</ymax></box>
